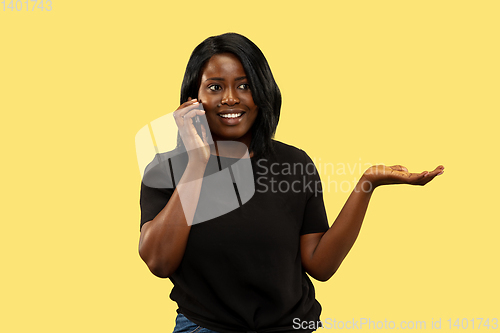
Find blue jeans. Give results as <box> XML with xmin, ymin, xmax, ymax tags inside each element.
<box><xmin>173</xmin><ymin>313</ymin><xmax>221</xmax><ymax>333</ymax></box>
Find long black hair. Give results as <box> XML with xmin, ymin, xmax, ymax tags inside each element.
<box><xmin>178</xmin><ymin>32</ymin><xmax>281</xmax><ymax>159</ymax></box>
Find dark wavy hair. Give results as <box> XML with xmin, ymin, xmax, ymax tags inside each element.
<box><xmin>178</xmin><ymin>32</ymin><xmax>282</xmax><ymax>159</ymax></box>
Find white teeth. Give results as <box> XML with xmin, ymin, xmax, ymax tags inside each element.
<box><xmin>219</xmin><ymin>113</ymin><xmax>243</xmax><ymax>118</ymax></box>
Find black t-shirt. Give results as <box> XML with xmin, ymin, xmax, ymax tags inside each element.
<box><xmin>140</xmin><ymin>140</ymin><xmax>329</xmax><ymax>333</ymax></box>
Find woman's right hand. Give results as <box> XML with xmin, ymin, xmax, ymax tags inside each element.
<box><xmin>173</xmin><ymin>98</ymin><xmax>211</xmax><ymax>165</ymax></box>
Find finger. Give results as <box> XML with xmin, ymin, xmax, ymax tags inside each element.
<box><xmin>405</xmin><ymin>172</ymin><xmax>427</xmax><ymax>184</ymax></box>
<box><xmin>426</xmin><ymin>167</ymin><xmax>445</xmax><ymax>180</ymax></box>
<box><xmin>178</xmin><ymin>110</ymin><xmax>206</xmax><ymax>134</ymax></box>
<box><xmin>177</xmin><ymin>99</ymin><xmax>200</xmax><ymax>111</ymax></box>
<box><xmin>411</xmin><ymin>171</ymin><xmax>440</xmax><ymax>185</ymax></box>
<box><xmin>433</xmin><ymin>165</ymin><xmax>445</xmax><ymax>176</ymax></box>
<box><xmin>388</xmin><ymin>170</ymin><xmax>424</xmax><ymax>185</ymax></box>
<box><xmin>183</xmin><ymin>109</ymin><xmax>205</xmax><ymax>120</ymax></box>
<box><xmin>201</xmin><ymin>124</ymin><xmax>208</xmax><ymax>145</ymax></box>
<box><xmin>405</xmin><ymin>166</ymin><xmax>444</xmax><ymax>185</ymax></box>
<box><xmin>430</xmin><ymin>167</ymin><xmax>443</xmax><ymax>176</ymax></box>
<box><xmin>173</xmin><ymin>101</ymin><xmax>202</xmax><ymax>121</ymax></box>
<box><xmin>419</xmin><ymin>166</ymin><xmax>444</xmax><ymax>180</ymax></box>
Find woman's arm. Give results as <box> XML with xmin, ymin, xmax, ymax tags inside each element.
<box><xmin>139</xmin><ymin>98</ymin><xmax>210</xmax><ymax>278</ymax></box>
<box><xmin>139</xmin><ymin>161</ymin><xmax>207</xmax><ymax>278</ymax></box>
<box><xmin>301</xmin><ymin>164</ymin><xmax>444</xmax><ymax>282</ymax></box>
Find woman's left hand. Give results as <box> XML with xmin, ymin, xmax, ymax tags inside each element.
<box><xmin>362</xmin><ymin>164</ymin><xmax>445</xmax><ymax>189</ymax></box>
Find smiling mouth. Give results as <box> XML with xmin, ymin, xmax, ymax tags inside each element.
<box><xmin>218</xmin><ymin>112</ymin><xmax>245</xmax><ymax>119</ymax></box>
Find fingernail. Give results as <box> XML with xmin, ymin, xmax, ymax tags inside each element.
<box><xmin>437</xmin><ymin>171</ymin><xmax>444</xmax><ymax>175</ymax></box>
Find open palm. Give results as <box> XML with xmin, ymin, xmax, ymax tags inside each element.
<box><xmin>363</xmin><ymin>164</ymin><xmax>445</xmax><ymax>188</ymax></box>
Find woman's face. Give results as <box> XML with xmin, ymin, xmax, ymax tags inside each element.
<box><xmin>198</xmin><ymin>53</ymin><xmax>258</xmax><ymax>148</ymax></box>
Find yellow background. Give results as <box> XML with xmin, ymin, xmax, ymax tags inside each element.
<box><xmin>1</xmin><ymin>0</ymin><xmax>499</xmax><ymax>331</ymax></box>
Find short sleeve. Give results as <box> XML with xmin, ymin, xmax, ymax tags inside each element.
<box><xmin>299</xmin><ymin>149</ymin><xmax>330</xmax><ymax>235</ymax></box>
<box><xmin>139</xmin><ymin>182</ymin><xmax>174</xmax><ymax>231</ymax></box>
<box><xmin>139</xmin><ymin>151</ymin><xmax>188</xmax><ymax>231</ymax></box>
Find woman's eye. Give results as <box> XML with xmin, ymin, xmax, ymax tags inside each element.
<box><xmin>238</xmin><ymin>83</ymin><xmax>250</xmax><ymax>90</ymax></box>
<box><xmin>208</xmin><ymin>84</ymin><xmax>221</xmax><ymax>91</ymax></box>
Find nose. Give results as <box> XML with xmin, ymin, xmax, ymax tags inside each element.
<box><xmin>221</xmin><ymin>87</ymin><xmax>239</xmax><ymax>106</ymax></box>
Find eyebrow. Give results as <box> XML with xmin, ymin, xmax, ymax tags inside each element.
<box><xmin>205</xmin><ymin>76</ymin><xmax>247</xmax><ymax>82</ymax></box>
